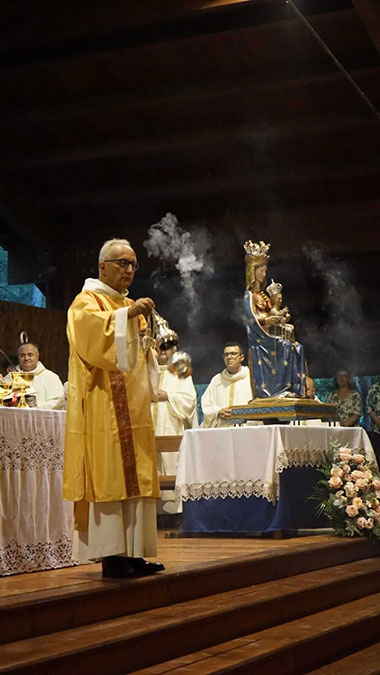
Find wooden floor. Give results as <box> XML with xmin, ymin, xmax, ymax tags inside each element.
<box><xmin>0</xmin><ymin>530</ymin><xmax>335</xmax><ymax>598</ymax></box>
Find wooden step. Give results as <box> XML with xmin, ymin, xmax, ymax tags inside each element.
<box><xmin>306</xmin><ymin>642</ymin><xmax>380</xmax><ymax>674</ymax></box>
<box><xmin>1</xmin><ymin>557</ymin><xmax>380</xmax><ymax>674</ymax></box>
<box><xmin>131</xmin><ymin>593</ymin><xmax>380</xmax><ymax>674</ymax></box>
<box><xmin>0</xmin><ymin>536</ymin><xmax>377</xmax><ymax>645</ymax></box>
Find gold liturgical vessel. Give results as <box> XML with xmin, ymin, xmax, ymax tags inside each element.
<box><xmin>11</xmin><ymin>372</ymin><xmax>35</xmax><ymax>407</ymax></box>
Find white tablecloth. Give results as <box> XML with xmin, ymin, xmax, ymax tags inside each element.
<box><xmin>0</xmin><ymin>408</ymin><xmax>74</xmax><ymax>575</ymax></box>
<box><xmin>176</xmin><ymin>425</ymin><xmax>376</xmax><ymax>505</ymax></box>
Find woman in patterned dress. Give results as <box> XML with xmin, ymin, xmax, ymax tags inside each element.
<box><xmin>326</xmin><ymin>370</ymin><xmax>362</xmax><ymax>427</ymax></box>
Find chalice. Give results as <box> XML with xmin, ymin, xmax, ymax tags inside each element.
<box><xmin>0</xmin><ymin>381</ymin><xmax>12</xmax><ymax>407</ymax></box>
<box><xmin>10</xmin><ymin>371</ymin><xmax>35</xmax><ymax>408</ymax></box>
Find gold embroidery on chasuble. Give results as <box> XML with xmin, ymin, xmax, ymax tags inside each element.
<box><xmin>109</xmin><ymin>370</ymin><xmax>141</xmax><ymax>498</ymax></box>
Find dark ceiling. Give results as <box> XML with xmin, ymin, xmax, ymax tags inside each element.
<box><xmin>1</xmin><ymin>0</ymin><xmax>380</xmax><ymax>378</ymax></box>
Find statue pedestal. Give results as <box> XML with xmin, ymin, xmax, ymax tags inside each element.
<box><xmin>227</xmin><ymin>397</ymin><xmax>339</xmax><ymax>424</ymax></box>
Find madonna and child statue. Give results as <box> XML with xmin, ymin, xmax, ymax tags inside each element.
<box><xmin>226</xmin><ymin>240</ymin><xmax>338</xmax><ymax>423</ymax></box>
<box><xmin>243</xmin><ymin>240</ymin><xmax>306</xmax><ymax>399</ymax></box>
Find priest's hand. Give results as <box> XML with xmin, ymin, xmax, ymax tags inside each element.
<box><xmin>157</xmin><ymin>389</ymin><xmax>168</xmax><ymax>402</ymax></box>
<box><xmin>218</xmin><ymin>407</ymin><xmax>232</xmax><ymax>420</ymax></box>
<box><xmin>129</xmin><ymin>297</ymin><xmax>155</xmax><ymax>319</ymax></box>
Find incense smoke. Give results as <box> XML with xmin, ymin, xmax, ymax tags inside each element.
<box><xmin>143</xmin><ymin>212</ymin><xmax>214</xmax><ymax>328</ymax></box>
<box><xmin>302</xmin><ymin>242</ymin><xmax>365</xmax><ymax>372</ymax></box>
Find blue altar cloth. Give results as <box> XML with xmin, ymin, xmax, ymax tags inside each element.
<box><xmin>182</xmin><ymin>466</ymin><xmax>329</xmax><ymax>533</ymax></box>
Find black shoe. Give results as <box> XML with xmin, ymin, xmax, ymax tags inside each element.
<box><xmin>126</xmin><ymin>557</ymin><xmax>165</xmax><ymax>575</ymax></box>
<box><xmin>102</xmin><ymin>556</ymin><xmax>137</xmax><ymax>578</ymax></box>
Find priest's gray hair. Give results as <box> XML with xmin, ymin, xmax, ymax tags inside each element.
<box><xmin>98</xmin><ymin>238</ymin><xmax>133</xmax><ymax>263</ymax></box>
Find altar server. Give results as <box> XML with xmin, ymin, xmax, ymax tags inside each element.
<box><xmin>64</xmin><ymin>238</ymin><xmax>164</xmax><ymax>578</ymax></box>
<box><xmin>152</xmin><ymin>339</ymin><xmax>198</xmax><ymax>513</ymax></box>
<box><xmin>201</xmin><ymin>342</ymin><xmax>253</xmax><ymax>427</ymax></box>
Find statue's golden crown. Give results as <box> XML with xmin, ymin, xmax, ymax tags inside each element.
<box><xmin>243</xmin><ymin>240</ymin><xmax>271</xmax><ymax>266</ymax></box>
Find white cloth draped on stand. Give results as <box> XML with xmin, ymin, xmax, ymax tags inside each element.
<box><xmin>176</xmin><ymin>425</ymin><xmax>377</xmax><ymax>505</ymax></box>
<box><xmin>0</xmin><ymin>408</ymin><xmax>74</xmax><ymax>576</ymax></box>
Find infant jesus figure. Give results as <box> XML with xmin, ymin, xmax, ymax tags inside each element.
<box><xmin>266</xmin><ymin>279</ymin><xmax>295</xmax><ymax>342</ymax></box>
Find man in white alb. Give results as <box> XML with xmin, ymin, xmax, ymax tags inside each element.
<box><xmin>6</xmin><ymin>342</ymin><xmax>65</xmax><ymax>409</ymax></box>
<box><xmin>201</xmin><ymin>342</ymin><xmax>253</xmax><ymax>427</ymax></box>
<box><xmin>152</xmin><ymin>338</ymin><xmax>198</xmax><ymax>513</ymax></box>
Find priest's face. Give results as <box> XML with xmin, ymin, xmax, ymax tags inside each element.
<box><xmin>305</xmin><ymin>376</ymin><xmax>315</xmax><ymax>399</ymax></box>
<box><xmin>223</xmin><ymin>346</ymin><xmax>244</xmax><ymax>374</ymax></box>
<box><xmin>99</xmin><ymin>244</ymin><xmax>138</xmax><ymax>293</ymax></box>
<box><xmin>18</xmin><ymin>344</ymin><xmax>39</xmax><ymax>372</ymax></box>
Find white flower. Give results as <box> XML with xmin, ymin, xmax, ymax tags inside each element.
<box><xmin>344</xmin><ymin>482</ymin><xmax>356</xmax><ymax>498</ymax></box>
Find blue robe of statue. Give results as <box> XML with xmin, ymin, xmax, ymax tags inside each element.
<box><xmin>243</xmin><ymin>290</ymin><xmax>306</xmax><ymax>398</ymax></box>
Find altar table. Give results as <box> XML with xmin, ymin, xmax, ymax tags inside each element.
<box><xmin>0</xmin><ymin>408</ymin><xmax>74</xmax><ymax>575</ymax></box>
<box><xmin>176</xmin><ymin>425</ymin><xmax>376</xmax><ymax>534</ymax></box>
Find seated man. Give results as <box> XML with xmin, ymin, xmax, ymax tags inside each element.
<box><xmin>152</xmin><ymin>338</ymin><xmax>198</xmax><ymax>514</ymax></box>
<box><xmin>305</xmin><ymin>376</ymin><xmax>322</xmax><ymax>401</ymax></box>
<box><xmin>298</xmin><ymin>375</ymin><xmax>326</xmax><ymax>427</ymax></box>
<box><xmin>201</xmin><ymin>342</ymin><xmax>252</xmax><ymax>427</ymax></box>
<box><xmin>8</xmin><ymin>342</ymin><xmax>65</xmax><ymax>409</ymax></box>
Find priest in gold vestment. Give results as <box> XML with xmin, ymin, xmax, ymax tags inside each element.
<box><xmin>64</xmin><ymin>238</ymin><xmax>164</xmax><ymax>578</ymax></box>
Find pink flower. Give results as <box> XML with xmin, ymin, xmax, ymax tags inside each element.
<box><xmin>357</xmin><ymin>517</ymin><xmax>367</xmax><ymax>529</ymax></box>
<box><xmin>353</xmin><ymin>454</ymin><xmax>365</xmax><ymax>464</ymax></box>
<box><xmin>372</xmin><ymin>479</ymin><xmax>380</xmax><ymax>491</ymax></box>
<box><xmin>336</xmin><ymin>490</ymin><xmax>344</xmax><ymax>498</ymax></box>
<box><xmin>352</xmin><ymin>497</ymin><xmax>363</xmax><ymax>509</ymax></box>
<box><xmin>331</xmin><ymin>467</ymin><xmax>343</xmax><ymax>477</ymax></box>
<box><xmin>351</xmin><ymin>470</ymin><xmax>366</xmax><ymax>481</ymax></box>
<box><xmin>355</xmin><ymin>479</ymin><xmax>367</xmax><ymax>490</ymax></box>
<box><xmin>329</xmin><ymin>476</ymin><xmax>343</xmax><ymax>489</ymax></box>
<box><xmin>341</xmin><ymin>464</ymin><xmax>351</xmax><ymax>474</ymax></box>
<box><xmin>346</xmin><ymin>505</ymin><xmax>359</xmax><ymax>517</ymax></box>
<box><xmin>365</xmin><ymin>518</ymin><xmax>374</xmax><ymax>529</ymax></box>
<box><xmin>339</xmin><ymin>448</ymin><xmax>353</xmax><ymax>461</ymax></box>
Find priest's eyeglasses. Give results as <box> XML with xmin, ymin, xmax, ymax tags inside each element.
<box><xmin>104</xmin><ymin>259</ymin><xmax>140</xmax><ymax>271</ymax></box>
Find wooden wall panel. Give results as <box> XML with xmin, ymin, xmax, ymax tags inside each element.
<box><xmin>0</xmin><ymin>301</ymin><xmax>68</xmax><ymax>381</ymax></box>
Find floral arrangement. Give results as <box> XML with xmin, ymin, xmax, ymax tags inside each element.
<box><xmin>313</xmin><ymin>439</ymin><xmax>380</xmax><ymax>540</ymax></box>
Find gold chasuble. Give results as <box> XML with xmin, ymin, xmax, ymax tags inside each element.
<box><xmin>63</xmin><ymin>279</ymin><xmax>160</xmax><ymax>510</ymax></box>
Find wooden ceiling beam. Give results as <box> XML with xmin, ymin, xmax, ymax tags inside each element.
<box><xmin>353</xmin><ymin>0</ymin><xmax>380</xmax><ymax>55</ymax></box>
<box><xmin>1</xmin><ymin>65</ymin><xmax>379</xmax><ymax>171</ymax></box>
<box><xmin>3</xmin><ymin>119</ymin><xmax>378</xmax><ymax>206</ymax></box>
<box><xmin>1</xmin><ymin>52</ymin><xmax>378</xmax><ymax>125</ymax></box>
<box><xmin>0</xmin><ymin>0</ymin><xmax>352</xmax><ymax>71</ymax></box>
<box><xmin>37</xmin><ymin>159</ymin><xmax>380</xmax><ymax>209</ymax></box>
